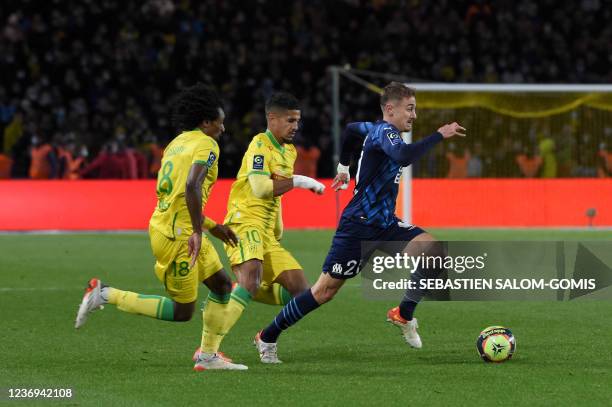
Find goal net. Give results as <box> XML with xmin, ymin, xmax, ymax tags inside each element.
<box><xmin>330</xmin><ymin>67</ymin><xmax>612</xmax><ymax>225</ymax></box>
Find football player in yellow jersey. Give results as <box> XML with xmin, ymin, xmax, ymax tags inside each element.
<box><xmin>209</xmin><ymin>92</ymin><xmax>325</xmax><ymax>362</ymax></box>
<box><xmin>74</xmin><ymin>84</ymin><xmax>247</xmax><ymax>371</ymax></box>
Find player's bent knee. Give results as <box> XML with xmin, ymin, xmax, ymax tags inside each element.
<box><xmin>235</xmin><ymin>273</ymin><xmax>261</xmax><ymax>296</ymax></box>
<box><xmin>173</xmin><ymin>301</ymin><xmax>195</xmax><ymax>322</ymax></box>
<box><xmin>234</xmin><ymin>261</ymin><xmax>263</xmax><ymax>296</ymax></box>
<box><xmin>218</xmin><ymin>279</ymin><xmax>232</xmax><ymax>295</ymax></box>
<box><xmin>204</xmin><ymin>270</ymin><xmax>233</xmax><ymax>295</ymax></box>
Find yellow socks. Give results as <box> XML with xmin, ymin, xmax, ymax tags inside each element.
<box><xmin>253</xmin><ymin>282</ymin><xmax>292</xmax><ymax>306</ymax></box>
<box><xmin>220</xmin><ymin>284</ymin><xmax>252</xmax><ymax>334</ymax></box>
<box><xmin>106</xmin><ymin>288</ymin><xmax>174</xmax><ymax>321</ymax></box>
<box><xmin>200</xmin><ymin>292</ymin><xmax>231</xmax><ymax>353</ymax></box>
<box><xmin>200</xmin><ymin>283</ymin><xmax>291</xmax><ymax>354</ymax></box>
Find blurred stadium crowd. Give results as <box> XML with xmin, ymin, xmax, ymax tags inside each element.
<box><xmin>1</xmin><ymin>0</ymin><xmax>611</xmax><ymax>180</ymax></box>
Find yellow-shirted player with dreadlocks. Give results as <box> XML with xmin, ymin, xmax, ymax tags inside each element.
<box><xmin>193</xmin><ymin>92</ymin><xmax>325</xmax><ymax>363</ymax></box>
<box><xmin>74</xmin><ymin>84</ymin><xmax>248</xmax><ymax>371</ymax></box>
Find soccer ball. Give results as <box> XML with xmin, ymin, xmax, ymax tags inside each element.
<box><xmin>476</xmin><ymin>326</ymin><xmax>516</xmax><ymax>363</ymax></box>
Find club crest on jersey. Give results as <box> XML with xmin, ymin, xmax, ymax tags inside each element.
<box><xmin>253</xmin><ymin>155</ymin><xmax>265</xmax><ymax>170</ymax></box>
<box><xmin>387</xmin><ymin>131</ymin><xmax>400</xmax><ymax>145</ymax></box>
<box><xmin>206</xmin><ymin>151</ymin><xmax>217</xmax><ymax>168</ymax></box>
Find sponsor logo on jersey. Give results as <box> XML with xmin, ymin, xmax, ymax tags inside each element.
<box><xmin>206</xmin><ymin>151</ymin><xmax>217</xmax><ymax>168</ymax></box>
<box><xmin>253</xmin><ymin>155</ymin><xmax>265</xmax><ymax>170</ymax></box>
<box><xmin>387</xmin><ymin>131</ymin><xmax>400</xmax><ymax>145</ymax></box>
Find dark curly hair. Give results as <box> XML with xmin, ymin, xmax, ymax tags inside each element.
<box><xmin>265</xmin><ymin>91</ymin><xmax>300</xmax><ymax>113</ymax></box>
<box><xmin>170</xmin><ymin>83</ymin><xmax>223</xmax><ymax>131</ymax></box>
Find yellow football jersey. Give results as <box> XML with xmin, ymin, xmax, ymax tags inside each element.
<box><xmin>150</xmin><ymin>129</ymin><xmax>219</xmax><ymax>240</ymax></box>
<box><xmin>224</xmin><ymin>130</ymin><xmax>296</xmax><ymax>231</ymax></box>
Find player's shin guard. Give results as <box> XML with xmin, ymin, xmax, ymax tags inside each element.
<box><xmin>253</xmin><ymin>283</ymin><xmax>292</xmax><ymax>306</ymax></box>
<box><xmin>201</xmin><ymin>292</ymin><xmax>231</xmax><ymax>353</ymax></box>
<box><xmin>106</xmin><ymin>288</ymin><xmax>174</xmax><ymax>321</ymax></box>
<box><xmin>221</xmin><ymin>285</ymin><xmax>252</xmax><ymax>332</ymax></box>
<box><xmin>260</xmin><ymin>288</ymin><xmax>320</xmax><ymax>343</ymax></box>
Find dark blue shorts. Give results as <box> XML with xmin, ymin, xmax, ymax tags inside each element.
<box><xmin>322</xmin><ymin>218</ymin><xmax>426</xmax><ymax>279</ymax></box>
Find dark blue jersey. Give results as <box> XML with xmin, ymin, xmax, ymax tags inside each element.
<box><xmin>339</xmin><ymin>121</ymin><xmax>375</xmax><ymax>166</ymax></box>
<box><xmin>340</xmin><ymin>121</ymin><xmax>443</xmax><ymax>228</ymax></box>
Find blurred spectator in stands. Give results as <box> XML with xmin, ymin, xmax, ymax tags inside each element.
<box><xmin>597</xmin><ymin>141</ymin><xmax>612</xmax><ymax>177</ymax></box>
<box><xmin>417</xmin><ymin>147</ymin><xmax>445</xmax><ymax>178</ymax></box>
<box><xmin>80</xmin><ymin>140</ymin><xmax>129</xmax><ymax>179</ymax></box>
<box><xmin>116</xmin><ymin>140</ymin><xmax>139</xmax><ymax>179</ymax></box>
<box><xmin>516</xmin><ymin>145</ymin><xmax>542</xmax><ymax>178</ymax></box>
<box><xmin>467</xmin><ymin>142</ymin><xmax>484</xmax><ymax>177</ymax></box>
<box><xmin>2</xmin><ymin>1</ymin><xmax>611</xmax><ymax>178</ymax></box>
<box><xmin>571</xmin><ymin>153</ymin><xmax>597</xmax><ymax>177</ymax></box>
<box><xmin>0</xmin><ymin>153</ymin><xmax>12</xmax><ymax>179</ymax></box>
<box><xmin>0</xmin><ymin>87</ymin><xmax>17</xmax><ymax>127</ymax></box>
<box><xmin>538</xmin><ymin>137</ymin><xmax>557</xmax><ymax>178</ymax></box>
<box><xmin>465</xmin><ymin>0</ymin><xmax>492</xmax><ymax>25</ymax></box>
<box><xmin>58</xmin><ymin>138</ymin><xmax>87</xmax><ymax>180</ymax></box>
<box><xmin>3</xmin><ymin>111</ymin><xmax>23</xmax><ymax>155</ymax></box>
<box><xmin>141</xmin><ymin>135</ymin><xmax>163</xmax><ymax>178</ymax></box>
<box><xmin>490</xmin><ymin>136</ymin><xmax>518</xmax><ymax>177</ymax></box>
<box><xmin>556</xmin><ymin>124</ymin><xmax>575</xmax><ymax>177</ymax></box>
<box><xmin>133</xmin><ymin>146</ymin><xmax>149</xmax><ymax>179</ymax></box>
<box><xmin>294</xmin><ymin>135</ymin><xmax>321</xmax><ymax>178</ymax></box>
<box><xmin>218</xmin><ymin>132</ymin><xmax>245</xmax><ymax>178</ymax></box>
<box><xmin>445</xmin><ymin>143</ymin><xmax>470</xmax><ymax>178</ymax></box>
<box><xmin>29</xmin><ymin>134</ymin><xmax>58</xmax><ymax>179</ymax></box>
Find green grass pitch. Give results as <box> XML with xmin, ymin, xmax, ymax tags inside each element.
<box><xmin>1</xmin><ymin>229</ymin><xmax>611</xmax><ymax>406</ymax></box>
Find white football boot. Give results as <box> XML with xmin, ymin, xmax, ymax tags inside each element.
<box><xmin>75</xmin><ymin>278</ymin><xmax>107</xmax><ymax>329</ymax></box>
<box><xmin>386</xmin><ymin>306</ymin><xmax>422</xmax><ymax>349</ymax></box>
<box><xmin>254</xmin><ymin>331</ymin><xmax>282</xmax><ymax>364</ymax></box>
<box><xmin>193</xmin><ymin>353</ymin><xmax>248</xmax><ymax>371</ymax></box>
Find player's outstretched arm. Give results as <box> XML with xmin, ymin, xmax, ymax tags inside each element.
<box><xmin>381</xmin><ymin>131</ymin><xmax>443</xmax><ymax>166</ymax></box>
<box><xmin>381</xmin><ymin>122</ymin><xmax>466</xmax><ymax>166</ymax></box>
<box><xmin>249</xmin><ymin>173</ymin><xmax>325</xmax><ymax>197</ymax></box>
<box><xmin>292</xmin><ymin>175</ymin><xmax>325</xmax><ymax>195</ymax></box>
<box><xmin>185</xmin><ymin>163</ymin><xmax>208</xmax><ymax>267</ymax></box>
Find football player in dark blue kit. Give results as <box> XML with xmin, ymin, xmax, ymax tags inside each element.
<box><xmin>253</xmin><ymin>82</ymin><xmax>466</xmax><ymax>363</ymax></box>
